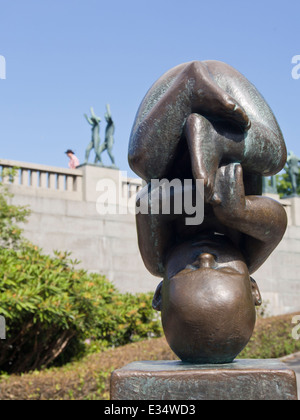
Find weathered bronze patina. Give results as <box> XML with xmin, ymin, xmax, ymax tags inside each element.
<box><xmin>128</xmin><ymin>60</ymin><xmax>287</xmax><ymax>364</ymax></box>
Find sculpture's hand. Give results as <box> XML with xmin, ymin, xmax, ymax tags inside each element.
<box><xmin>105</xmin><ymin>104</ymin><xmax>112</xmax><ymax>119</ymax></box>
<box><xmin>213</xmin><ymin>163</ymin><xmax>246</xmax><ymax>222</ymax></box>
<box><xmin>213</xmin><ymin>162</ymin><xmax>287</xmax><ymax>274</ymax></box>
<box><xmin>90</xmin><ymin>107</ymin><xmax>101</xmax><ymax>123</ymax></box>
<box><xmin>84</xmin><ymin>114</ymin><xmax>93</xmax><ymax>125</ymax></box>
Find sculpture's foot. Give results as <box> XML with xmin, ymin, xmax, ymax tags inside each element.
<box><xmin>190</xmin><ymin>61</ymin><xmax>251</xmax><ymax>132</ymax></box>
<box><xmin>184</xmin><ymin>113</ymin><xmax>221</xmax><ymax>204</ymax></box>
<box><xmin>213</xmin><ymin>95</ymin><xmax>251</xmax><ymax>131</ymax></box>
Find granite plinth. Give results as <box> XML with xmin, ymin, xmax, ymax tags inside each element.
<box><xmin>110</xmin><ymin>360</ymin><xmax>298</xmax><ymax>401</ymax></box>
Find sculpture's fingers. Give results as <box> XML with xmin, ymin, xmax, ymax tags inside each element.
<box><xmin>214</xmin><ymin>163</ymin><xmax>245</xmax><ymax>209</ymax></box>
<box><xmin>232</xmin><ymin>163</ymin><xmax>246</xmax><ymax>200</ymax></box>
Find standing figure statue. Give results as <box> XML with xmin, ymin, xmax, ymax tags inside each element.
<box><xmin>84</xmin><ymin>107</ymin><xmax>102</xmax><ymax>164</ymax></box>
<box><xmin>97</xmin><ymin>104</ymin><xmax>117</xmax><ymax>167</ymax></box>
<box><xmin>287</xmin><ymin>151</ymin><xmax>300</xmax><ymax>196</ymax></box>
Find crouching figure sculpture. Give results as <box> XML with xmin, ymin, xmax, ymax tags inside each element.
<box><xmin>128</xmin><ymin>60</ymin><xmax>287</xmax><ymax>364</ymax></box>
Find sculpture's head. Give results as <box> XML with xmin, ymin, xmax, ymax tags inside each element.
<box><xmin>152</xmin><ymin>235</ymin><xmax>262</xmax><ymax>364</ymax></box>
<box><xmin>65</xmin><ymin>149</ymin><xmax>75</xmax><ymax>158</ymax></box>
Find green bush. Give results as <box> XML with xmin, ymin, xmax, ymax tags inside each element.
<box><xmin>0</xmin><ymin>243</ymin><xmax>162</xmax><ymax>374</ymax></box>
<box><xmin>0</xmin><ymin>171</ymin><xmax>162</xmax><ymax>374</ymax></box>
<box><xmin>98</xmin><ymin>291</ymin><xmax>162</xmax><ymax>348</ymax></box>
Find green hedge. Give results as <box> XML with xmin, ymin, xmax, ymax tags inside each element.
<box><xmin>0</xmin><ymin>244</ymin><xmax>162</xmax><ymax>373</ymax></box>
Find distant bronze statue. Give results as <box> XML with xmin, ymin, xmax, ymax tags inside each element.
<box><xmin>129</xmin><ymin>61</ymin><xmax>287</xmax><ymax>364</ymax></box>
<box><xmin>84</xmin><ymin>107</ymin><xmax>102</xmax><ymax>164</ymax></box>
<box><xmin>287</xmin><ymin>151</ymin><xmax>300</xmax><ymax>196</ymax></box>
<box><xmin>97</xmin><ymin>104</ymin><xmax>117</xmax><ymax>167</ymax></box>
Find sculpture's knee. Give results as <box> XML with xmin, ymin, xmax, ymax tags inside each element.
<box><xmin>243</xmin><ymin>130</ymin><xmax>287</xmax><ymax>176</ymax></box>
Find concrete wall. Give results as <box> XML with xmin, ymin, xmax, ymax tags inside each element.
<box><xmin>254</xmin><ymin>194</ymin><xmax>300</xmax><ymax>315</ymax></box>
<box><xmin>255</xmin><ymin>225</ymin><xmax>300</xmax><ymax>315</ymax></box>
<box><xmin>1</xmin><ymin>160</ymin><xmax>157</xmax><ymax>294</ymax></box>
<box><xmin>1</xmin><ymin>159</ymin><xmax>300</xmax><ymax>315</ymax></box>
<box><xmin>11</xmin><ymin>194</ymin><xmax>157</xmax><ymax>294</ymax></box>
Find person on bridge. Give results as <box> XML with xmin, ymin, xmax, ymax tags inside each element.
<box><xmin>65</xmin><ymin>149</ymin><xmax>80</xmax><ymax>169</ymax></box>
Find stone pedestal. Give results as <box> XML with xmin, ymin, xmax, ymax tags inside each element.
<box><xmin>110</xmin><ymin>360</ymin><xmax>298</xmax><ymax>401</ymax></box>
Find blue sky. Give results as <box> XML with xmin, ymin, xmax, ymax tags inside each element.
<box><xmin>0</xmin><ymin>0</ymin><xmax>299</xmax><ymax>177</ymax></box>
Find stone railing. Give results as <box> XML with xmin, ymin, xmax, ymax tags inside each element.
<box><xmin>0</xmin><ymin>159</ymin><xmax>144</xmax><ymax>205</ymax></box>
<box><xmin>0</xmin><ymin>159</ymin><xmax>83</xmax><ymax>200</ymax></box>
<box><xmin>1</xmin><ymin>159</ymin><xmax>300</xmax><ymax>226</ymax></box>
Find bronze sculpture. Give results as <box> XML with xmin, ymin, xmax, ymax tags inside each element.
<box><xmin>129</xmin><ymin>60</ymin><xmax>287</xmax><ymax>364</ymax></box>
<box><xmin>84</xmin><ymin>107</ymin><xmax>102</xmax><ymax>164</ymax></box>
<box><xmin>98</xmin><ymin>104</ymin><xmax>117</xmax><ymax>167</ymax></box>
<box><xmin>287</xmin><ymin>151</ymin><xmax>300</xmax><ymax>196</ymax></box>
<box><xmin>84</xmin><ymin>104</ymin><xmax>117</xmax><ymax>167</ymax></box>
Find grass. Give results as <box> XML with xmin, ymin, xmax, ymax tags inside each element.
<box><xmin>0</xmin><ymin>312</ymin><xmax>299</xmax><ymax>400</ymax></box>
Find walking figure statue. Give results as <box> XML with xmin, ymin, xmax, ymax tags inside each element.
<box><xmin>84</xmin><ymin>107</ymin><xmax>102</xmax><ymax>164</ymax></box>
<box><xmin>98</xmin><ymin>104</ymin><xmax>117</xmax><ymax>167</ymax></box>
<box><xmin>287</xmin><ymin>151</ymin><xmax>300</xmax><ymax>196</ymax></box>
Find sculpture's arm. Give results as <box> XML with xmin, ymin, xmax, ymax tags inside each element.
<box><xmin>213</xmin><ymin>163</ymin><xmax>287</xmax><ymax>274</ymax></box>
<box><xmin>84</xmin><ymin>114</ymin><xmax>93</xmax><ymax>125</ymax></box>
<box><xmin>90</xmin><ymin>107</ymin><xmax>101</xmax><ymax>123</ymax></box>
<box><xmin>105</xmin><ymin>104</ymin><xmax>112</xmax><ymax>119</ymax></box>
<box><xmin>135</xmin><ymin>185</ymin><xmax>177</xmax><ymax>277</ymax></box>
<box><xmin>136</xmin><ymin>164</ymin><xmax>287</xmax><ymax>277</ymax></box>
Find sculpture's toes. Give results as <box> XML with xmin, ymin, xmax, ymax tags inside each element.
<box><xmin>216</xmin><ymin>95</ymin><xmax>251</xmax><ymax>131</ymax></box>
